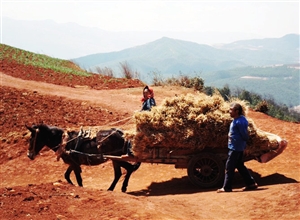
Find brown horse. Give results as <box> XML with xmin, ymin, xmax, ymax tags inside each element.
<box><xmin>25</xmin><ymin>124</ymin><xmax>140</xmax><ymax>192</ymax></box>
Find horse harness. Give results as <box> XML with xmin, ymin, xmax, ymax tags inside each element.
<box><xmin>66</xmin><ymin>128</ymin><xmax>124</xmax><ymax>157</ymax></box>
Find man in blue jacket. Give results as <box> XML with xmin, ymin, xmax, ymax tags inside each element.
<box><xmin>217</xmin><ymin>103</ymin><xmax>258</xmax><ymax>192</ymax></box>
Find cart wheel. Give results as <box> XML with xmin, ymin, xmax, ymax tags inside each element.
<box><xmin>187</xmin><ymin>153</ymin><xmax>224</xmax><ymax>188</ymax></box>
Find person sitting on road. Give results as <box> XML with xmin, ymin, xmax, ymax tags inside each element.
<box><xmin>141</xmin><ymin>85</ymin><xmax>156</xmax><ymax>111</ymax></box>
<box><xmin>122</xmin><ymin>85</ymin><xmax>156</xmax><ymax>158</ymax></box>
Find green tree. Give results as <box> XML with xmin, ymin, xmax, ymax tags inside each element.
<box><xmin>218</xmin><ymin>84</ymin><xmax>231</xmax><ymax>101</ymax></box>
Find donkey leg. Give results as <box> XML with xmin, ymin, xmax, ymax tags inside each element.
<box><xmin>133</xmin><ymin>162</ymin><xmax>141</xmax><ymax>171</ymax></box>
<box><xmin>108</xmin><ymin>161</ymin><xmax>122</xmax><ymax>191</ymax></box>
<box><xmin>73</xmin><ymin>166</ymin><xmax>83</xmax><ymax>187</ymax></box>
<box><xmin>64</xmin><ymin>166</ymin><xmax>74</xmax><ymax>185</ymax></box>
<box><xmin>121</xmin><ymin>162</ymin><xmax>136</xmax><ymax>193</ymax></box>
<box><xmin>121</xmin><ymin>163</ymin><xmax>141</xmax><ymax>192</ymax></box>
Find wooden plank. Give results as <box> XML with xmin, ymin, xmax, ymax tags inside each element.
<box><xmin>103</xmin><ymin>155</ymin><xmax>139</xmax><ymax>162</ymax></box>
<box><xmin>103</xmin><ymin>148</ymin><xmax>227</xmax><ymax>166</ymax></box>
<box><xmin>103</xmin><ymin>154</ymin><xmax>184</xmax><ymax>165</ymax></box>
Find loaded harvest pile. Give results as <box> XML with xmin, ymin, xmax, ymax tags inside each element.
<box><xmin>125</xmin><ymin>93</ymin><xmax>283</xmax><ymax>160</ymax></box>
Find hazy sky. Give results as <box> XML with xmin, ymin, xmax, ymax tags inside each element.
<box><xmin>1</xmin><ymin>0</ymin><xmax>299</xmax><ymax>38</ymax></box>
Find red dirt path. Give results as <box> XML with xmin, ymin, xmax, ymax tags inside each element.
<box><xmin>0</xmin><ymin>62</ymin><xmax>299</xmax><ymax>220</ymax></box>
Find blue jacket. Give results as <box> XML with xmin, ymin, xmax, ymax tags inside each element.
<box><xmin>228</xmin><ymin>115</ymin><xmax>249</xmax><ymax>151</ymax></box>
<box><xmin>141</xmin><ymin>98</ymin><xmax>156</xmax><ymax>111</ymax></box>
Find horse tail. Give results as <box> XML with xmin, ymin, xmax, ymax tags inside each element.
<box><xmin>132</xmin><ymin>162</ymin><xmax>141</xmax><ymax>171</ymax></box>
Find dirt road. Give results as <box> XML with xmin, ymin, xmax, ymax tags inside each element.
<box><xmin>1</xmin><ymin>72</ymin><xmax>299</xmax><ymax>220</ymax></box>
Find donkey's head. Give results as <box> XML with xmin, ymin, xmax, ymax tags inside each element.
<box><xmin>26</xmin><ymin>124</ymin><xmax>64</xmax><ymax>160</ymax></box>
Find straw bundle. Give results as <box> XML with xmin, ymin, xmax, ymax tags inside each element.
<box><xmin>124</xmin><ymin>93</ymin><xmax>280</xmax><ymax>158</ymax></box>
<box><xmin>244</xmin><ymin>123</ymin><xmax>280</xmax><ymax>156</ymax></box>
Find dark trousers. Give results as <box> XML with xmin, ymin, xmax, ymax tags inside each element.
<box><xmin>223</xmin><ymin>150</ymin><xmax>256</xmax><ymax>191</ymax></box>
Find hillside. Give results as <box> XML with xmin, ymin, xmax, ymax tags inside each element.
<box><xmin>0</xmin><ymin>44</ymin><xmax>144</xmax><ymax>90</ymax></box>
<box><xmin>0</xmin><ymin>47</ymin><xmax>300</xmax><ymax>219</ymax></box>
<box><xmin>201</xmin><ymin>65</ymin><xmax>299</xmax><ymax>107</ymax></box>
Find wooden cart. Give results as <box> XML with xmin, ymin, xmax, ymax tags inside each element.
<box><xmin>104</xmin><ymin>146</ymin><xmax>233</xmax><ymax>188</ymax></box>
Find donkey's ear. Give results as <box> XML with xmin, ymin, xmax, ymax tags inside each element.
<box><xmin>25</xmin><ymin>124</ymin><xmax>35</xmax><ymax>133</ymax></box>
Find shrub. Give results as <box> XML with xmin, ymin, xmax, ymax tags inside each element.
<box><xmin>255</xmin><ymin>100</ymin><xmax>269</xmax><ymax>113</ymax></box>
<box><xmin>151</xmin><ymin>71</ymin><xmax>165</xmax><ymax>86</ymax></box>
<box><xmin>119</xmin><ymin>61</ymin><xmax>140</xmax><ymax>79</ymax></box>
<box><xmin>95</xmin><ymin>66</ymin><xmax>114</xmax><ymax>77</ymax></box>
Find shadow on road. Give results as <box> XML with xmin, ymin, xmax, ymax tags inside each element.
<box><xmin>251</xmin><ymin>171</ymin><xmax>298</xmax><ymax>186</ymax></box>
<box><xmin>128</xmin><ymin>171</ymin><xmax>298</xmax><ymax>196</ymax></box>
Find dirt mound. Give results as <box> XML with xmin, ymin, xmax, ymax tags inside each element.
<box><xmin>0</xmin><ymin>58</ymin><xmax>299</xmax><ymax>219</ymax></box>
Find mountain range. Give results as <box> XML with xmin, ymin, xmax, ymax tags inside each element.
<box><xmin>73</xmin><ymin>34</ymin><xmax>299</xmax><ymax>75</ymax></box>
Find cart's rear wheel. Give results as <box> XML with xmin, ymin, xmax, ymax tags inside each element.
<box><xmin>187</xmin><ymin>153</ymin><xmax>224</xmax><ymax>188</ymax></box>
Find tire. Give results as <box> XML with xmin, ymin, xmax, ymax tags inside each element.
<box><xmin>187</xmin><ymin>153</ymin><xmax>225</xmax><ymax>188</ymax></box>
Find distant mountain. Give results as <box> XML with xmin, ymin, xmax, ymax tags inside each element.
<box><xmin>218</xmin><ymin>34</ymin><xmax>299</xmax><ymax>51</ymax></box>
<box><xmin>73</xmin><ymin>34</ymin><xmax>299</xmax><ymax>76</ymax></box>
<box><xmin>73</xmin><ymin>37</ymin><xmax>245</xmax><ymax>74</ymax></box>
<box><xmin>2</xmin><ymin>17</ymin><xmax>136</xmax><ymax>59</ymax></box>
<box><xmin>216</xmin><ymin>34</ymin><xmax>299</xmax><ymax>65</ymax></box>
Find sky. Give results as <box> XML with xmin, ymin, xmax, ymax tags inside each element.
<box><xmin>1</xmin><ymin>0</ymin><xmax>299</xmax><ymax>38</ymax></box>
